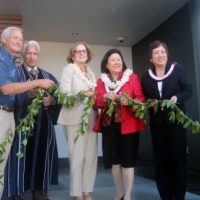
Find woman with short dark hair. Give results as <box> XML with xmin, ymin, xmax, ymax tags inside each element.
<box><xmin>141</xmin><ymin>40</ymin><xmax>193</xmax><ymax>200</ymax></box>
<box><xmin>94</xmin><ymin>49</ymin><xmax>145</xmax><ymax>200</ymax></box>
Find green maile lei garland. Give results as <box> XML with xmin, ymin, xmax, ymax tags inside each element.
<box><xmin>15</xmin><ymin>84</ymin><xmax>95</xmax><ymax>158</ymax></box>
<box><xmin>106</xmin><ymin>92</ymin><xmax>200</xmax><ymax>133</ymax></box>
<box><xmin>0</xmin><ymin>84</ymin><xmax>95</xmax><ymax>181</ymax></box>
<box><xmin>1</xmin><ymin>89</ymin><xmax>198</xmax><ymax>182</ymax></box>
<box><xmin>0</xmin><ymin>133</ymin><xmax>13</xmax><ymax>184</ymax></box>
<box><xmin>0</xmin><ymin>86</ymin><xmax>199</xmax><ymax>182</ymax></box>
<box><xmin>6</xmin><ymin>88</ymin><xmax>200</xmax><ymax>159</ymax></box>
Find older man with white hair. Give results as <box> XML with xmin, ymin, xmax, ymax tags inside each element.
<box><xmin>2</xmin><ymin>40</ymin><xmax>61</xmax><ymax>200</ymax></box>
<box><xmin>0</xmin><ymin>27</ymin><xmax>54</xmax><ymax>199</ymax></box>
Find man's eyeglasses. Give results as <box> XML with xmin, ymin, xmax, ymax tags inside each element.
<box><xmin>75</xmin><ymin>50</ymin><xmax>88</xmax><ymax>54</ymax></box>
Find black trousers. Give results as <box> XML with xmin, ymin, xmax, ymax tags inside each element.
<box><xmin>151</xmin><ymin>125</ymin><xmax>187</xmax><ymax>200</ymax></box>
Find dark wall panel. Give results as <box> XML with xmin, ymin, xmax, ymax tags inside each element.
<box><xmin>132</xmin><ymin>4</ymin><xmax>200</xmax><ymax>170</ymax></box>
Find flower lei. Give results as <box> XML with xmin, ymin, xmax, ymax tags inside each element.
<box><xmin>100</xmin><ymin>68</ymin><xmax>133</xmax><ymax>93</ymax></box>
<box><xmin>70</xmin><ymin>63</ymin><xmax>96</xmax><ymax>89</ymax></box>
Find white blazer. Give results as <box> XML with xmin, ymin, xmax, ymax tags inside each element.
<box><xmin>57</xmin><ymin>64</ymin><xmax>98</xmax><ymax>131</ymax></box>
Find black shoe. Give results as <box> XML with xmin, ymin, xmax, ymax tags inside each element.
<box><xmin>120</xmin><ymin>194</ymin><xmax>125</xmax><ymax>200</ymax></box>
<box><xmin>12</xmin><ymin>194</ymin><xmax>27</xmax><ymax>200</ymax></box>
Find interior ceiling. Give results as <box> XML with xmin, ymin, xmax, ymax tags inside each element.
<box><xmin>0</xmin><ymin>0</ymin><xmax>187</xmax><ymax>47</ymax></box>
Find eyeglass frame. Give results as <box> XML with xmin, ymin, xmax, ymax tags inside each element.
<box><xmin>74</xmin><ymin>50</ymin><xmax>88</xmax><ymax>54</ymax></box>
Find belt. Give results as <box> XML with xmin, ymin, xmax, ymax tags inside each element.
<box><xmin>0</xmin><ymin>105</ymin><xmax>14</xmax><ymax>112</ymax></box>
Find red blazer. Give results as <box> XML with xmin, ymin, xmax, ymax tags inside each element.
<box><xmin>93</xmin><ymin>73</ymin><xmax>145</xmax><ymax>134</ymax></box>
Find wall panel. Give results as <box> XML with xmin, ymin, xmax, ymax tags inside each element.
<box><xmin>132</xmin><ymin>4</ymin><xmax>200</xmax><ymax>170</ymax></box>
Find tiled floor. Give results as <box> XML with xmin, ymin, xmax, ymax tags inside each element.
<box><xmin>2</xmin><ymin>160</ymin><xmax>200</xmax><ymax>200</ymax></box>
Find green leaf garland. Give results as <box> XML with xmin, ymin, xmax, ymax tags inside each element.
<box><xmin>124</xmin><ymin>93</ymin><xmax>200</xmax><ymax>133</ymax></box>
<box><xmin>106</xmin><ymin>100</ymin><xmax>116</xmax><ymax>117</ymax></box>
<box><xmin>15</xmin><ymin>84</ymin><xmax>95</xmax><ymax>157</ymax></box>
<box><xmin>0</xmin><ymin>133</ymin><xmax>13</xmax><ymax>184</ymax></box>
<box><xmin>74</xmin><ymin>91</ymin><xmax>96</xmax><ymax>142</ymax></box>
<box><xmin>10</xmin><ymin>86</ymin><xmax>200</xmax><ymax>162</ymax></box>
<box><xmin>15</xmin><ymin>89</ymin><xmax>45</xmax><ymax>158</ymax></box>
<box><xmin>106</xmin><ymin>92</ymin><xmax>200</xmax><ymax>133</ymax></box>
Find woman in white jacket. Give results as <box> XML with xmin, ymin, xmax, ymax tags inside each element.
<box><xmin>57</xmin><ymin>42</ymin><xmax>98</xmax><ymax>200</ymax></box>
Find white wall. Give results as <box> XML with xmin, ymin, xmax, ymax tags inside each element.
<box><xmin>35</xmin><ymin>41</ymin><xmax>132</xmax><ymax>158</ymax></box>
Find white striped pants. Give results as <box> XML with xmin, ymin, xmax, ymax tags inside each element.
<box><xmin>0</xmin><ymin>110</ymin><xmax>15</xmax><ymax>198</ymax></box>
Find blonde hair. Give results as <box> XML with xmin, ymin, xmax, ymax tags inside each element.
<box><xmin>67</xmin><ymin>42</ymin><xmax>93</xmax><ymax>64</ymax></box>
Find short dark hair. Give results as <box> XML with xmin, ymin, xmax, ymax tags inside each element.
<box><xmin>100</xmin><ymin>49</ymin><xmax>127</xmax><ymax>73</ymax></box>
<box><xmin>148</xmin><ymin>40</ymin><xmax>169</xmax><ymax>59</ymax></box>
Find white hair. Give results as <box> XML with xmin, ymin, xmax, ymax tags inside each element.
<box><xmin>1</xmin><ymin>26</ymin><xmax>23</xmax><ymax>43</ymax></box>
<box><xmin>22</xmin><ymin>40</ymin><xmax>41</xmax><ymax>55</ymax></box>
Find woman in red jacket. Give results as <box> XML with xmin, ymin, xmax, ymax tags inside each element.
<box><xmin>93</xmin><ymin>49</ymin><xmax>145</xmax><ymax>200</ymax></box>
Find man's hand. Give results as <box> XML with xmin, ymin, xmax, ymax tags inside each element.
<box><xmin>36</xmin><ymin>79</ymin><xmax>54</xmax><ymax>89</ymax></box>
<box><xmin>27</xmin><ymin>88</ymin><xmax>39</xmax><ymax>99</ymax></box>
<box><xmin>43</xmin><ymin>92</ymin><xmax>55</xmax><ymax>107</ymax></box>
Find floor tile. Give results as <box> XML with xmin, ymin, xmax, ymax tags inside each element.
<box><xmin>2</xmin><ymin>161</ymin><xmax>200</xmax><ymax>200</ymax></box>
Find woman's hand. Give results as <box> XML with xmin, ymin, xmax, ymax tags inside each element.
<box><xmin>118</xmin><ymin>93</ymin><xmax>128</xmax><ymax>106</ymax></box>
<box><xmin>170</xmin><ymin>96</ymin><xmax>178</xmax><ymax>103</ymax></box>
<box><xmin>83</xmin><ymin>90</ymin><xmax>94</xmax><ymax>97</ymax></box>
<box><xmin>103</xmin><ymin>91</ymin><xmax>118</xmax><ymax>101</ymax></box>
<box><xmin>150</xmin><ymin>102</ymin><xmax>156</xmax><ymax>107</ymax></box>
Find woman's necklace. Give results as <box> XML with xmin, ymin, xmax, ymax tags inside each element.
<box><xmin>148</xmin><ymin>62</ymin><xmax>176</xmax><ymax>81</ymax></box>
<box><xmin>100</xmin><ymin>68</ymin><xmax>133</xmax><ymax>93</ymax></box>
<box><xmin>70</xmin><ymin>63</ymin><xmax>96</xmax><ymax>89</ymax></box>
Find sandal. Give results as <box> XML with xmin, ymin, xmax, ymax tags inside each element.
<box><xmin>120</xmin><ymin>194</ymin><xmax>125</xmax><ymax>200</ymax></box>
<box><xmin>74</xmin><ymin>197</ymin><xmax>83</xmax><ymax>200</ymax></box>
<box><xmin>82</xmin><ymin>193</ymin><xmax>94</xmax><ymax>200</ymax></box>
